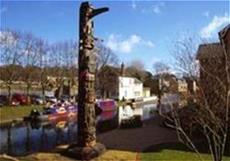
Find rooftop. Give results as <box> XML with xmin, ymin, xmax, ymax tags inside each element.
<box><xmin>218</xmin><ymin>24</ymin><xmax>230</xmax><ymax>40</ymax></box>
<box><xmin>196</xmin><ymin>43</ymin><xmax>224</xmax><ymax>59</ymax></box>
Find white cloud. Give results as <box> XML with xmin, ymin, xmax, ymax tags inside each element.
<box><xmin>120</xmin><ymin>35</ymin><xmax>141</xmax><ymax>53</ymax></box>
<box><xmin>145</xmin><ymin>40</ymin><xmax>155</xmax><ymax>48</ymax></box>
<box><xmin>131</xmin><ymin>0</ymin><xmax>137</xmax><ymax>9</ymax></box>
<box><xmin>152</xmin><ymin>2</ymin><xmax>165</xmax><ymax>14</ymax></box>
<box><xmin>106</xmin><ymin>34</ymin><xmax>119</xmax><ymax>51</ymax></box>
<box><xmin>203</xmin><ymin>11</ymin><xmax>210</xmax><ymax>18</ymax></box>
<box><xmin>106</xmin><ymin>34</ymin><xmax>155</xmax><ymax>54</ymax></box>
<box><xmin>200</xmin><ymin>13</ymin><xmax>229</xmax><ymax>38</ymax></box>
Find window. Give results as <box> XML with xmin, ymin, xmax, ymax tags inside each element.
<box><xmin>124</xmin><ymin>90</ymin><xmax>127</xmax><ymax>97</ymax></box>
<box><xmin>134</xmin><ymin>91</ymin><xmax>140</xmax><ymax>97</ymax></box>
<box><xmin>129</xmin><ymin>79</ymin><xmax>132</xmax><ymax>84</ymax></box>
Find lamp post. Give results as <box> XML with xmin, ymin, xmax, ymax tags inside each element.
<box><xmin>65</xmin><ymin>2</ymin><xmax>109</xmax><ymax>160</ymax></box>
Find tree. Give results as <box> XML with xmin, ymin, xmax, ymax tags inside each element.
<box><xmin>152</xmin><ymin>61</ymin><xmax>171</xmax><ymax>112</ymax></box>
<box><xmin>20</xmin><ymin>32</ymin><xmax>41</xmax><ymax>103</ymax></box>
<box><xmin>172</xmin><ymin>36</ymin><xmax>199</xmax><ymax>79</ymax></box>
<box><xmin>49</xmin><ymin>40</ymin><xmax>78</xmax><ymax>98</ymax></box>
<box><xmin>95</xmin><ymin>41</ymin><xmax>119</xmax><ymax>70</ymax></box>
<box><xmin>163</xmin><ymin>38</ymin><xmax>230</xmax><ymax>161</ymax></box>
<box><xmin>129</xmin><ymin>59</ymin><xmax>145</xmax><ymax>71</ymax></box>
<box><xmin>36</xmin><ymin>38</ymin><xmax>49</xmax><ymax>99</ymax></box>
<box><xmin>94</xmin><ymin>41</ymin><xmax>119</xmax><ymax>97</ymax></box>
<box><xmin>124</xmin><ymin>59</ymin><xmax>147</xmax><ymax>83</ymax></box>
<box><xmin>61</xmin><ymin>40</ymin><xmax>78</xmax><ymax>97</ymax></box>
<box><xmin>0</xmin><ymin>29</ymin><xmax>23</xmax><ymax>103</ymax></box>
<box><xmin>152</xmin><ymin>61</ymin><xmax>170</xmax><ymax>75</ymax></box>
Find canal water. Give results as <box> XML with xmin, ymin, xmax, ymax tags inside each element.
<box><xmin>0</xmin><ymin>103</ymin><xmax>157</xmax><ymax>156</ymax></box>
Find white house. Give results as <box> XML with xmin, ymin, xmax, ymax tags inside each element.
<box><xmin>143</xmin><ymin>87</ymin><xmax>151</xmax><ymax>97</ymax></box>
<box><xmin>118</xmin><ymin>76</ymin><xmax>143</xmax><ymax>100</ymax></box>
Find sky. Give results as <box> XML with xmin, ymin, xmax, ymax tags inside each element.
<box><xmin>1</xmin><ymin>0</ymin><xmax>230</xmax><ymax>71</ymax></box>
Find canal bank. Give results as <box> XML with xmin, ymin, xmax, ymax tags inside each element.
<box><xmin>0</xmin><ymin>115</ymin><xmax>179</xmax><ymax>161</ymax></box>
<box><xmin>0</xmin><ymin>105</ymin><xmax>43</xmax><ymax>127</ymax></box>
<box><xmin>2</xmin><ymin>115</ymin><xmax>229</xmax><ymax>161</ymax></box>
<box><xmin>0</xmin><ymin>103</ymin><xmax>156</xmax><ymax>156</ymax></box>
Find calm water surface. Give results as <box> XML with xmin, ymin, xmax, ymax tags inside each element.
<box><xmin>0</xmin><ymin>103</ymin><xmax>156</xmax><ymax>156</ymax></box>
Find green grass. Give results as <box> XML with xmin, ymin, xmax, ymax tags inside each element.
<box><xmin>17</xmin><ymin>150</ymin><xmax>230</xmax><ymax>161</ymax></box>
<box><xmin>141</xmin><ymin>149</ymin><xmax>230</xmax><ymax>161</ymax></box>
<box><xmin>0</xmin><ymin>105</ymin><xmax>43</xmax><ymax>122</ymax></box>
<box><xmin>141</xmin><ymin>142</ymin><xmax>230</xmax><ymax>161</ymax></box>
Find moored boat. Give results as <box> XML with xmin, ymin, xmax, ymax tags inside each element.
<box><xmin>25</xmin><ymin>99</ymin><xmax>117</xmax><ymax>123</ymax></box>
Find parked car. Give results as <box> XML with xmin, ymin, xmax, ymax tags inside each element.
<box><xmin>0</xmin><ymin>95</ymin><xmax>8</xmax><ymax>107</ymax></box>
<box><xmin>30</xmin><ymin>94</ymin><xmax>44</xmax><ymax>105</ymax></box>
<box><xmin>45</xmin><ymin>96</ymin><xmax>57</xmax><ymax>103</ymax></box>
<box><xmin>11</xmin><ymin>93</ymin><xmax>27</xmax><ymax>105</ymax></box>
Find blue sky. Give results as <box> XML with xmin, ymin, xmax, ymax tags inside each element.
<box><xmin>1</xmin><ymin>1</ymin><xmax>229</xmax><ymax>71</ymax></box>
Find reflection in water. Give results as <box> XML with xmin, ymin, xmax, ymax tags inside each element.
<box><xmin>0</xmin><ymin>103</ymin><xmax>156</xmax><ymax>156</ymax></box>
<box><xmin>7</xmin><ymin>124</ymin><xmax>12</xmax><ymax>154</ymax></box>
<box><xmin>26</xmin><ymin>124</ymin><xmax>30</xmax><ymax>153</ymax></box>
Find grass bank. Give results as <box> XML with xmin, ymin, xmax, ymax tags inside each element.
<box><xmin>141</xmin><ymin>149</ymin><xmax>230</xmax><ymax>161</ymax></box>
<box><xmin>11</xmin><ymin>149</ymin><xmax>230</xmax><ymax>161</ymax></box>
<box><xmin>0</xmin><ymin>105</ymin><xmax>43</xmax><ymax>122</ymax></box>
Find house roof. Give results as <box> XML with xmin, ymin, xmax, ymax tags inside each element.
<box><xmin>196</xmin><ymin>43</ymin><xmax>224</xmax><ymax>59</ymax></box>
<box><xmin>153</xmin><ymin>73</ymin><xmax>177</xmax><ymax>80</ymax></box>
<box><xmin>219</xmin><ymin>24</ymin><xmax>230</xmax><ymax>41</ymax></box>
<box><xmin>134</xmin><ymin>77</ymin><xmax>142</xmax><ymax>84</ymax></box>
<box><xmin>119</xmin><ymin>76</ymin><xmax>143</xmax><ymax>84</ymax></box>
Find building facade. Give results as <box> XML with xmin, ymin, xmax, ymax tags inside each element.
<box><xmin>118</xmin><ymin>76</ymin><xmax>143</xmax><ymax>100</ymax></box>
<box><xmin>196</xmin><ymin>24</ymin><xmax>229</xmax><ymax>114</ymax></box>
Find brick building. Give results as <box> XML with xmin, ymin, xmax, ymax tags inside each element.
<box><xmin>196</xmin><ymin>24</ymin><xmax>229</xmax><ymax>114</ymax></box>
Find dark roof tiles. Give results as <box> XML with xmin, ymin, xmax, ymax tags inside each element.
<box><xmin>196</xmin><ymin>43</ymin><xmax>224</xmax><ymax>59</ymax></box>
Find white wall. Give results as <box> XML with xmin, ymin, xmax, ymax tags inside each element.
<box><xmin>118</xmin><ymin>76</ymin><xmax>143</xmax><ymax>100</ymax></box>
<box><xmin>143</xmin><ymin>88</ymin><xmax>151</xmax><ymax>97</ymax></box>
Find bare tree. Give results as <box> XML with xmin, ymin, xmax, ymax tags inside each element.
<box><xmin>21</xmin><ymin>32</ymin><xmax>41</xmax><ymax>103</ymax></box>
<box><xmin>0</xmin><ymin>29</ymin><xmax>23</xmax><ymax>103</ymax></box>
<box><xmin>61</xmin><ymin>40</ymin><xmax>78</xmax><ymax>97</ymax></box>
<box><xmin>126</xmin><ymin>59</ymin><xmax>147</xmax><ymax>83</ymax></box>
<box><xmin>152</xmin><ymin>61</ymin><xmax>171</xmax><ymax>111</ymax></box>
<box><xmin>163</xmin><ymin>37</ymin><xmax>230</xmax><ymax>161</ymax></box>
<box><xmin>172</xmin><ymin>36</ymin><xmax>199</xmax><ymax>79</ymax></box>
<box><xmin>152</xmin><ymin>61</ymin><xmax>170</xmax><ymax>75</ymax></box>
<box><xmin>94</xmin><ymin>42</ymin><xmax>119</xmax><ymax>97</ymax></box>
<box><xmin>36</xmin><ymin>38</ymin><xmax>49</xmax><ymax>99</ymax></box>
<box><xmin>129</xmin><ymin>59</ymin><xmax>145</xmax><ymax>71</ymax></box>
<box><xmin>95</xmin><ymin>41</ymin><xmax>119</xmax><ymax>70</ymax></box>
<box><xmin>49</xmin><ymin>40</ymin><xmax>78</xmax><ymax>98</ymax></box>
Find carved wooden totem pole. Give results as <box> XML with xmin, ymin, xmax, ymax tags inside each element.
<box><xmin>65</xmin><ymin>2</ymin><xmax>108</xmax><ymax>160</ymax></box>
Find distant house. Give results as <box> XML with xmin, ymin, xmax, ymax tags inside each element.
<box><xmin>153</xmin><ymin>73</ymin><xmax>178</xmax><ymax>94</ymax></box>
<box><xmin>196</xmin><ymin>24</ymin><xmax>229</xmax><ymax>111</ymax></box>
<box><xmin>97</xmin><ymin>63</ymin><xmax>150</xmax><ymax>100</ymax></box>
<box><xmin>143</xmin><ymin>87</ymin><xmax>151</xmax><ymax>97</ymax></box>
<box><xmin>119</xmin><ymin>76</ymin><xmax>143</xmax><ymax>100</ymax></box>
<box><xmin>183</xmin><ymin>77</ymin><xmax>198</xmax><ymax>95</ymax></box>
<box><xmin>177</xmin><ymin>79</ymin><xmax>188</xmax><ymax>94</ymax></box>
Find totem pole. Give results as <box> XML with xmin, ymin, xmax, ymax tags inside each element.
<box><xmin>65</xmin><ymin>2</ymin><xmax>109</xmax><ymax>160</ymax></box>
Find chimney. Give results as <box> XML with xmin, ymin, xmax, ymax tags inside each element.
<box><xmin>120</xmin><ymin>62</ymin><xmax>125</xmax><ymax>76</ymax></box>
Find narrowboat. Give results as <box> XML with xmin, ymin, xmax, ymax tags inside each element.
<box><xmin>25</xmin><ymin>99</ymin><xmax>117</xmax><ymax>123</ymax></box>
